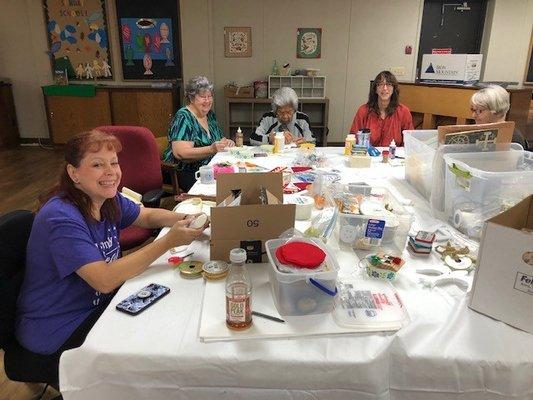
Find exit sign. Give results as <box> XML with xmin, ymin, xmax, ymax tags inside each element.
<box><xmin>432</xmin><ymin>48</ymin><xmax>452</xmax><ymax>54</ymax></box>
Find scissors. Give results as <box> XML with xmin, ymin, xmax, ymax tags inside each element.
<box><xmin>167</xmin><ymin>252</ymin><xmax>194</xmax><ymax>265</ymax></box>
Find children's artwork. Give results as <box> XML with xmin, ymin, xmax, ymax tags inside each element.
<box><xmin>224</xmin><ymin>27</ymin><xmax>252</xmax><ymax>58</ymax></box>
<box><xmin>116</xmin><ymin>0</ymin><xmax>181</xmax><ymax>80</ymax></box>
<box><xmin>297</xmin><ymin>28</ymin><xmax>322</xmax><ymax>59</ymax></box>
<box><xmin>44</xmin><ymin>0</ymin><xmax>112</xmax><ymax>81</ymax></box>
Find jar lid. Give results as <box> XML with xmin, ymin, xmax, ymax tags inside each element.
<box><xmin>230</xmin><ymin>248</ymin><xmax>247</xmax><ymax>263</ymax></box>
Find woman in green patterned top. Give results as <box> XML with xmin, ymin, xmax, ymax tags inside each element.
<box><xmin>163</xmin><ymin>76</ymin><xmax>234</xmax><ymax>192</ymax></box>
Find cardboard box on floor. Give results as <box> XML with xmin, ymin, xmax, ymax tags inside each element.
<box><xmin>469</xmin><ymin>195</ymin><xmax>533</xmax><ymax>333</ymax></box>
<box><xmin>210</xmin><ymin>173</ymin><xmax>296</xmax><ymax>262</ymax></box>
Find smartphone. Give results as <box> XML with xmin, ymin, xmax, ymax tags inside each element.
<box><xmin>115</xmin><ymin>283</ymin><xmax>170</xmax><ymax>315</ymax></box>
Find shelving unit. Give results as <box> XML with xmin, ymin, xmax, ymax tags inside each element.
<box><xmin>225</xmin><ymin>97</ymin><xmax>329</xmax><ymax>146</ymax></box>
<box><xmin>268</xmin><ymin>75</ymin><xmax>326</xmax><ymax>98</ymax></box>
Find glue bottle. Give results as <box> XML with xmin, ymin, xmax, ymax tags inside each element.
<box><xmin>344</xmin><ymin>134</ymin><xmax>356</xmax><ymax>156</ymax></box>
<box><xmin>389</xmin><ymin>139</ymin><xmax>396</xmax><ymax>159</ymax></box>
<box><xmin>226</xmin><ymin>248</ymin><xmax>252</xmax><ymax>330</ymax></box>
<box><xmin>273</xmin><ymin>131</ymin><xmax>284</xmax><ymax>154</ymax></box>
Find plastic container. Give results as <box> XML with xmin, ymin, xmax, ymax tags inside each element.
<box><xmin>404</xmin><ymin>130</ymin><xmax>439</xmax><ymax>200</ymax></box>
<box><xmin>333</xmin><ymin>277</ymin><xmax>409</xmax><ymax>330</ymax></box>
<box><xmin>265</xmin><ymin>238</ymin><xmax>339</xmax><ymax>316</ymax></box>
<box><xmin>337</xmin><ymin>185</ymin><xmax>414</xmax><ymax>257</ymax></box>
<box><xmin>442</xmin><ymin>148</ymin><xmax>533</xmax><ymax>238</ymax></box>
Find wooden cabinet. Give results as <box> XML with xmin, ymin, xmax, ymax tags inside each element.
<box><xmin>225</xmin><ymin>97</ymin><xmax>329</xmax><ymax>146</ymax></box>
<box><xmin>44</xmin><ymin>85</ymin><xmax>179</xmax><ymax>145</ymax></box>
<box><xmin>0</xmin><ymin>83</ymin><xmax>20</xmax><ymax>149</ymax></box>
<box><xmin>398</xmin><ymin>82</ymin><xmax>532</xmax><ymax>133</ymax></box>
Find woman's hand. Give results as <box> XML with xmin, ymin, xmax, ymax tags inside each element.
<box><xmin>165</xmin><ymin>219</ymin><xmax>205</xmax><ymax>248</ymax></box>
<box><xmin>183</xmin><ymin>213</ymin><xmax>211</xmax><ymax>229</ymax></box>
<box><xmin>211</xmin><ymin>140</ymin><xmax>227</xmax><ymax>153</ymax></box>
<box><xmin>221</xmin><ymin>137</ymin><xmax>235</xmax><ymax>148</ymax></box>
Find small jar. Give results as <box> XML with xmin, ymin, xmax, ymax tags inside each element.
<box><xmin>381</xmin><ymin>150</ymin><xmax>390</xmax><ymax>163</ymax></box>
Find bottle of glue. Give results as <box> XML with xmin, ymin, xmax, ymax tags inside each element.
<box><xmin>389</xmin><ymin>139</ymin><xmax>396</xmax><ymax>160</ymax></box>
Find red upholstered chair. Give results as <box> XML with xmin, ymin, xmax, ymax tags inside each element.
<box><xmin>96</xmin><ymin>126</ymin><xmax>164</xmax><ymax>251</ymax></box>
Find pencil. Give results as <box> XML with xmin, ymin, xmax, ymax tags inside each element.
<box><xmin>252</xmin><ymin>311</ymin><xmax>285</xmax><ymax>323</ymax></box>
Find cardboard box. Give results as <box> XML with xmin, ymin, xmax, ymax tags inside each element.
<box><xmin>224</xmin><ymin>85</ymin><xmax>254</xmax><ymax>98</ymax></box>
<box><xmin>420</xmin><ymin>54</ymin><xmax>482</xmax><ymax>83</ymax></box>
<box><xmin>469</xmin><ymin>195</ymin><xmax>533</xmax><ymax>333</ymax></box>
<box><xmin>210</xmin><ymin>173</ymin><xmax>296</xmax><ymax>262</ymax></box>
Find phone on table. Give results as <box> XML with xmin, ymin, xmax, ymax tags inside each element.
<box><xmin>115</xmin><ymin>283</ymin><xmax>170</xmax><ymax>315</ymax></box>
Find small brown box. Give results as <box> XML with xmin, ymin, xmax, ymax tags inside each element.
<box><xmin>224</xmin><ymin>85</ymin><xmax>254</xmax><ymax>98</ymax></box>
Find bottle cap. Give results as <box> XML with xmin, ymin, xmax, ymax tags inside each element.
<box><xmin>237</xmin><ymin>127</ymin><xmax>242</xmax><ymax>133</ymax></box>
<box><xmin>390</xmin><ymin>139</ymin><xmax>396</xmax><ymax>146</ymax></box>
<box><xmin>230</xmin><ymin>248</ymin><xmax>247</xmax><ymax>263</ymax></box>
<box><xmin>346</xmin><ymin>134</ymin><xmax>355</xmax><ymax>139</ymax></box>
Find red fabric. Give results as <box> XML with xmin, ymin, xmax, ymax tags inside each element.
<box><xmin>276</xmin><ymin>242</ymin><xmax>326</xmax><ymax>269</ymax></box>
<box><xmin>119</xmin><ymin>225</ymin><xmax>152</xmax><ymax>251</ymax></box>
<box><xmin>349</xmin><ymin>103</ymin><xmax>414</xmax><ymax>147</ymax></box>
<box><xmin>96</xmin><ymin>126</ymin><xmax>162</xmax><ymax>194</ymax></box>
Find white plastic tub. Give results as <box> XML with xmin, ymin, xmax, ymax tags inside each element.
<box><xmin>265</xmin><ymin>238</ymin><xmax>339</xmax><ymax>316</ymax></box>
<box><xmin>404</xmin><ymin>130</ymin><xmax>438</xmax><ymax>200</ymax></box>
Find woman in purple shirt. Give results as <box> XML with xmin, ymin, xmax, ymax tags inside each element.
<box><xmin>15</xmin><ymin>130</ymin><xmax>207</xmax><ymax>385</ymax></box>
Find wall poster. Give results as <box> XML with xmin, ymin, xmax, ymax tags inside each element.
<box><xmin>116</xmin><ymin>0</ymin><xmax>181</xmax><ymax>80</ymax></box>
<box><xmin>44</xmin><ymin>0</ymin><xmax>112</xmax><ymax>81</ymax></box>
<box><xmin>296</xmin><ymin>28</ymin><xmax>322</xmax><ymax>59</ymax></box>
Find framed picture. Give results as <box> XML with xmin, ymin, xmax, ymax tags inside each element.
<box><xmin>43</xmin><ymin>0</ymin><xmax>112</xmax><ymax>81</ymax></box>
<box><xmin>224</xmin><ymin>27</ymin><xmax>252</xmax><ymax>58</ymax></box>
<box><xmin>116</xmin><ymin>0</ymin><xmax>181</xmax><ymax>80</ymax></box>
<box><xmin>297</xmin><ymin>28</ymin><xmax>322</xmax><ymax>59</ymax></box>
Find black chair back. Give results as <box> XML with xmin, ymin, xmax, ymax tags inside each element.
<box><xmin>0</xmin><ymin>210</ymin><xmax>34</xmax><ymax>349</ymax></box>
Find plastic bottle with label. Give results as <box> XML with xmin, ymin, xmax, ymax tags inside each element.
<box><xmin>225</xmin><ymin>248</ymin><xmax>252</xmax><ymax>330</ymax></box>
<box><xmin>273</xmin><ymin>131</ymin><xmax>284</xmax><ymax>154</ymax></box>
<box><xmin>344</xmin><ymin>134</ymin><xmax>356</xmax><ymax>156</ymax></box>
<box><xmin>389</xmin><ymin>139</ymin><xmax>396</xmax><ymax>159</ymax></box>
<box><xmin>235</xmin><ymin>127</ymin><xmax>243</xmax><ymax>147</ymax></box>
<box><xmin>272</xmin><ymin>60</ymin><xmax>279</xmax><ymax>76</ymax></box>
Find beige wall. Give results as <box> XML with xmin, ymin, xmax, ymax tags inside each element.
<box><xmin>2</xmin><ymin>0</ymin><xmax>532</xmax><ymax>141</ymax></box>
<box><xmin>482</xmin><ymin>0</ymin><xmax>533</xmax><ymax>83</ymax></box>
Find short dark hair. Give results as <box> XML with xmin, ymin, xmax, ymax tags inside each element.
<box><xmin>40</xmin><ymin>130</ymin><xmax>123</xmax><ymax>222</ymax></box>
<box><xmin>366</xmin><ymin>70</ymin><xmax>400</xmax><ymax>117</ymax></box>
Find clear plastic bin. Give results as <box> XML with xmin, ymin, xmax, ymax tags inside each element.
<box><xmin>337</xmin><ymin>186</ymin><xmax>414</xmax><ymax>257</ymax></box>
<box><xmin>265</xmin><ymin>238</ymin><xmax>339</xmax><ymax>316</ymax></box>
<box><xmin>443</xmin><ymin>149</ymin><xmax>533</xmax><ymax>238</ymax></box>
<box><xmin>404</xmin><ymin>130</ymin><xmax>438</xmax><ymax>200</ymax></box>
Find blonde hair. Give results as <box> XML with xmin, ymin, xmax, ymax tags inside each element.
<box><xmin>471</xmin><ymin>85</ymin><xmax>510</xmax><ymax>117</ymax></box>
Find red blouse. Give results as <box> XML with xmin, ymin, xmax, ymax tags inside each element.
<box><xmin>349</xmin><ymin>103</ymin><xmax>414</xmax><ymax>147</ymax></box>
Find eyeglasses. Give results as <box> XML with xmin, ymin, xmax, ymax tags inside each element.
<box><xmin>276</xmin><ymin>109</ymin><xmax>295</xmax><ymax>117</ymax></box>
<box><xmin>376</xmin><ymin>82</ymin><xmax>393</xmax><ymax>88</ymax></box>
<box><xmin>196</xmin><ymin>93</ymin><xmax>213</xmax><ymax>101</ymax></box>
<box><xmin>470</xmin><ymin>106</ymin><xmax>487</xmax><ymax>115</ymax></box>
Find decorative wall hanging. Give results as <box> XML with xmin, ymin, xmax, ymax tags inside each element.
<box><xmin>43</xmin><ymin>0</ymin><xmax>112</xmax><ymax>81</ymax></box>
<box><xmin>116</xmin><ymin>0</ymin><xmax>181</xmax><ymax>80</ymax></box>
<box><xmin>296</xmin><ymin>28</ymin><xmax>322</xmax><ymax>59</ymax></box>
<box><xmin>224</xmin><ymin>27</ymin><xmax>252</xmax><ymax>58</ymax></box>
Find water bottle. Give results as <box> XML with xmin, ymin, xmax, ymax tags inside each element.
<box><xmin>225</xmin><ymin>248</ymin><xmax>252</xmax><ymax>330</ymax></box>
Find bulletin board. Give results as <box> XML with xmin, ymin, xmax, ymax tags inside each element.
<box><xmin>116</xmin><ymin>0</ymin><xmax>181</xmax><ymax>80</ymax></box>
<box><xmin>43</xmin><ymin>0</ymin><xmax>112</xmax><ymax>81</ymax></box>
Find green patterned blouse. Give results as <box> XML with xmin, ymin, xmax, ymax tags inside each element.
<box><xmin>162</xmin><ymin>107</ymin><xmax>224</xmax><ymax>172</ymax></box>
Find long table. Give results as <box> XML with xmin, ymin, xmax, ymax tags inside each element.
<box><xmin>59</xmin><ymin>147</ymin><xmax>533</xmax><ymax>400</ymax></box>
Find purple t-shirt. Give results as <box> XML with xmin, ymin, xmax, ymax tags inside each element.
<box><xmin>15</xmin><ymin>193</ymin><xmax>140</xmax><ymax>355</ymax></box>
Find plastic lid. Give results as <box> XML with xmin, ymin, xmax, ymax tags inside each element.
<box><xmin>346</xmin><ymin>134</ymin><xmax>356</xmax><ymax>139</ymax></box>
<box><xmin>230</xmin><ymin>248</ymin><xmax>247</xmax><ymax>263</ymax></box>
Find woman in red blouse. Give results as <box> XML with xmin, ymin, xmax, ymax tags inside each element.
<box><xmin>350</xmin><ymin>70</ymin><xmax>413</xmax><ymax>147</ymax></box>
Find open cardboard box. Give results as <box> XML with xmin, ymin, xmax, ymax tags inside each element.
<box><xmin>210</xmin><ymin>173</ymin><xmax>295</xmax><ymax>262</ymax></box>
<box><xmin>470</xmin><ymin>195</ymin><xmax>533</xmax><ymax>333</ymax></box>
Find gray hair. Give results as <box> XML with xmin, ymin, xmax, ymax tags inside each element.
<box><xmin>471</xmin><ymin>85</ymin><xmax>510</xmax><ymax>117</ymax></box>
<box><xmin>184</xmin><ymin>76</ymin><xmax>214</xmax><ymax>104</ymax></box>
<box><xmin>271</xmin><ymin>87</ymin><xmax>298</xmax><ymax>113</ymax></box>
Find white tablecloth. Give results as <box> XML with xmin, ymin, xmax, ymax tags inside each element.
<box><xmin>59</xmin><ymin>147</ymin><xmax>533</xmax><ymax>400</ymax></box>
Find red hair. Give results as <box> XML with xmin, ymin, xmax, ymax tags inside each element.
<box><xmin>40</xmin><ymin>130</ymin><xmax>123</xmax><ymax>222</ymax></box>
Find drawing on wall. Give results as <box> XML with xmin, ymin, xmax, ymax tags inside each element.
<box><xmin>116</xmin><ymin>0</ymin><xmax>181</xmax><ymax>80</ymax></box>
<box><xmin>43</xmin><ymin>0</ymin><xmax>112</xmax><ymax>81</ymax></box>
<box><xmin>297</xmin><ymin>28</ymin><xmax>322</xmax><ymax>59</ymax></box>
<box><xmin>224</xmin><ymin>27</ymin><xmax>252</xmax><ymax>58</ymax></box>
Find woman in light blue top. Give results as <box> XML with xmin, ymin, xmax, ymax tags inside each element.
<box><xmin>163</xmin><ymin>76</ymin><xmax>234</xmax><ymax>191</ymax></box>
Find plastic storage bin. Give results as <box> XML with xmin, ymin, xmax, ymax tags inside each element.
<box><xmin>265</xmin><ymin>238</ymin><xmax>339</xmax><ymax>316</ymax></box>
<box><xmin>443</xmin><ymin>149</ymin><xmax>533</xmax><ymax>238</ymax></box>
<box><xmin>337</xmin><ymin>186</ymin><xmax>414</xmax><ymax>257</ymax></box>
<box><xmin>404</xmin><ymin>130</ymin><xmax>438</xmax><ymax>200</ymax></box>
